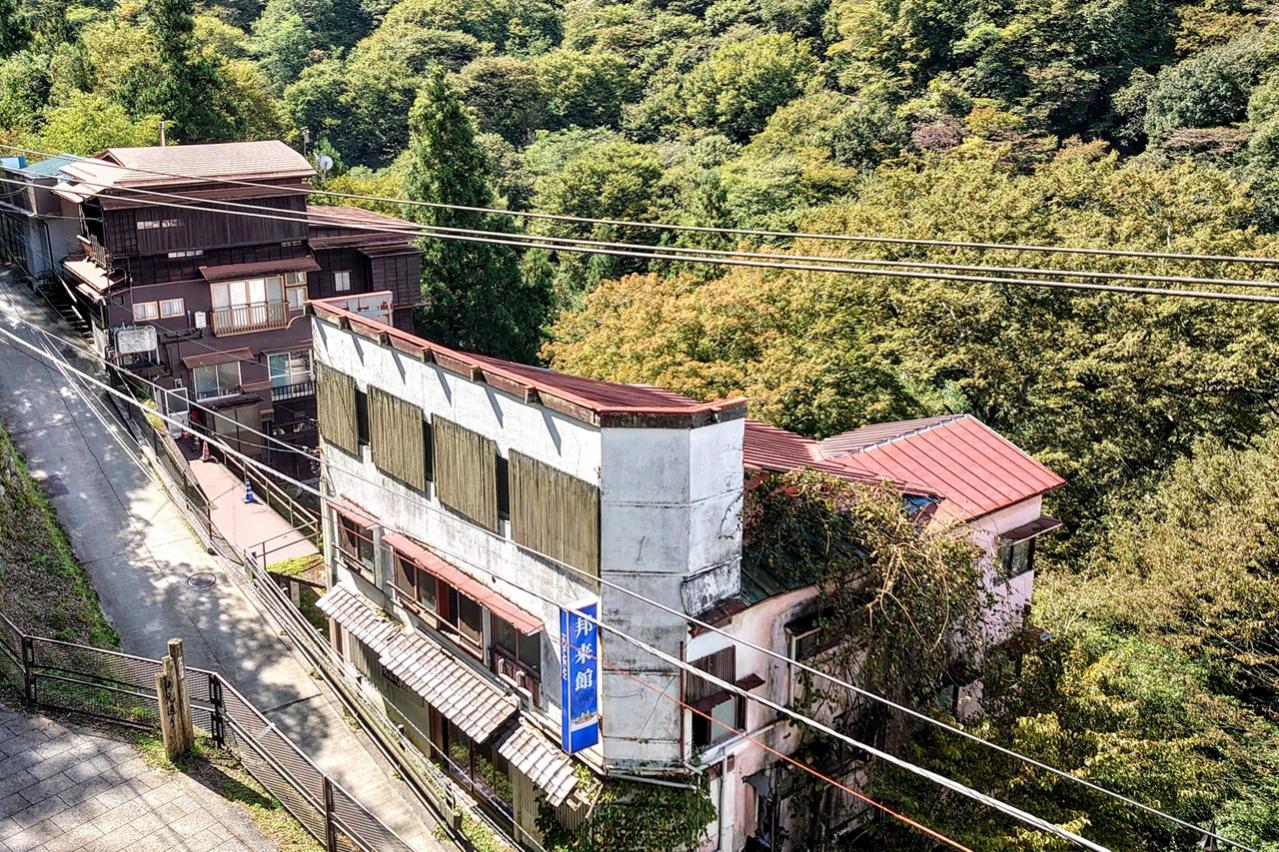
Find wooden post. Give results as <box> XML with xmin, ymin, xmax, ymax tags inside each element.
<box><xmin>156</xmin><ymin>659</ymin><xmax>182</xmax><ymax>761</ymax></box>
<box><xmin>167</xmin><ymin>638</ymin><xmax>195</xmax><ymax>751</ymax></box>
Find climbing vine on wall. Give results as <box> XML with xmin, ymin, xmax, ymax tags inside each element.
<box><xmin>537</xmin><ymin>769</ymin><xmax>717</xmax><ymax>851</ymax></box>
<box><xmin>744</xmin><ymin>471</ymin><xmax>990</xmax><ymax>846</ymax></box>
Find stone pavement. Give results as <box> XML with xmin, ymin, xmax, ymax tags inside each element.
<box><xmin>0</xmin><ymin>271</ymin><xmax>445</xmax><ymax>850</ymax></box>
<box><xmin>0</xmin><ymin>703</ymin><xmax>272</xmax><ymax>852</ymax></box>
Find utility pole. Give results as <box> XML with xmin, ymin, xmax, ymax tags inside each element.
<box><xmin>159</xmin><ymin>120</ymin><xmax>167</xmax><ymax>147</ymax></box>
<box><xmin>301</xmin><ymin>127</ymin><xmax>310</xmax><ymax>157</ymax></box>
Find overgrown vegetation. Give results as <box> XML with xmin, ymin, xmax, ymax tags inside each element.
<box><xmin>7</xmin><ymin>0</ymin><xmax>1279</xmax><ymax>845</ymax></box>
<box><xmin>138</xmin><ymin>731</ymin><xmax>321</xmax><ymax>851</ymax></box>
<box><xmin>0</xmin><ymin>418</ymin><xmax>116</xmax><ymax>645</ymax></box>
<box><xmin>537</xmin><ymin>767</ymin><xmax>717</xmax><ymax>851</ymax></box>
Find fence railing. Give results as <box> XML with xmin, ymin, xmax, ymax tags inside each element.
<box><xmin>211</xmin><ymin>301</ymin><xmax>290</xmax><ymax>336</ymax></box>
<box><xmin>0</xmin><ymin>607</ymin><xmax>413</xmax><ymax>852</ymax></box>
<box><xmin>238</xmin><ymin>554</ymin><xmax>519</xmax><ymax>850</ymax></box>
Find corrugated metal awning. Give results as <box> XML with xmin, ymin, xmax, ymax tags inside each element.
<box><xmin>316</xmin><ymin>586</ymin><xmax>402</xmax><ymax>652</ymax></box>
<box><xmin>494</xmin><ymin>720</ymin><xmax>578</xmax><ymax>807</ymax></box>
<box><xmin>383</xmin><ymin>532</ymin><xmax>541</xmax><ymax>635</ymax></box>
<box><xmin>379</xmin><ymin>629</ymin><xmax>518</xmax><ymax>743</ymax></box>
<box><xmin>998</xmin><ymin>515</ymin><xmax>1063</xmax><ymax>544</ymax></box>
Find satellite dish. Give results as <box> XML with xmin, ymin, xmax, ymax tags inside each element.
<box><xmin>316</xmin><ymin>154</ymin><xmax>334</xmax><ymax>176</ymax></box>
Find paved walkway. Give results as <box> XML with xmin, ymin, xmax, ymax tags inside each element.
<box><xmin>186</xmin><ymin>458</ymin><xmax>318</xmax><ymax>566</ymax></box>
<box><xmin>0</xmin><ymin>703</ymin><xmax>271</xmax><ymax>852</ymax></box>
<box><xmin>0</xmin><ymin>272</ymin><xmax>446</xmax><ymax>851</ymax></box>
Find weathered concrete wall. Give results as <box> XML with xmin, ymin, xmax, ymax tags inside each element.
<box><xmin>313</xmin><ymin>316</ymin><xmax>746</xmax><ymax>771</ymax></box>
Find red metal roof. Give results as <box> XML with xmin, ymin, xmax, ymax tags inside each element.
<box><xmin>825</xmin><ymin>415</ymin><xmax>1064</xmax><ymax>520</ymax></box>
<box><xmin>309</xmin><ymin>298</ymin><xmax>747</xmax><ymax>428</ymax></box>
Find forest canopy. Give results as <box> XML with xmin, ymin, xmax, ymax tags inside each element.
<box><xmin>4</xmin><ymin>0</ymin><xmax>1279</xmax><ymax>846</ymax></box>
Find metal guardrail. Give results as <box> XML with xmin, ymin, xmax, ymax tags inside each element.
<box><xmin>0</xmin><ymin>608</ymin><xmax>413</xmax><ymax>852</ymax></box>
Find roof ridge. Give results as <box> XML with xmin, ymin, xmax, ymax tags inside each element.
<box><xmin>843</xmin><ymin>413</ymin><xmax>969</xmax><ymax>453</ymax></box>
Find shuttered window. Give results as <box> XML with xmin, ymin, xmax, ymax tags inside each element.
<box><xmin>369</xmin><ymin>386</ymin><xmax>427</xmax><ymax>492</ymax></box>
<box><xmin>686</xmin><ymin>647</ymin><xmax>735</xmax><ymax>705</ymax></box>
<box><xmin>509</xmin><ymin>450</ymin><xmax>600</xmax><ymax>576</ymax></box>
<box><xmin>432</xmin><ymin>416</ymin><xmax>499</xmax><ymax>531</ymax></box>
<box><xmin>316</xmin><ymin>364</ymin><xmax>358</xmax><ymax>455</ymax></box>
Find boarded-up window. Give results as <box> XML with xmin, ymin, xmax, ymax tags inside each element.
<box><xmin>509</xmin><ymin>450</ymin><xmax>600</xmax><ymax>576</ymax></box>
<box><xmin>369</xmin><ymin>386</ymin><xmax>426</xmax><ymax>492</ymax></box>
<box><xmin>316</xmin><ymin>364</ymin><xmax>357</xmax><ymax>455</ymax></box>
<box><xmin>432</xmin><ymin>416</ymin><xmax>498</xmax><ymax>531</ymax></box>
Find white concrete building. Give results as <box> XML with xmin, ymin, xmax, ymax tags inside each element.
<box><xmin>306</xmin><ymin>296</ymin><xmax>1063</xmax><ymax>850</ymax></box>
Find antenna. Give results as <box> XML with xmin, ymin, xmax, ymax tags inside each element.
<box><xmin>315</xmin><ymin>154</ymin><xmax>334</xmax><ymax>180</ymax></box>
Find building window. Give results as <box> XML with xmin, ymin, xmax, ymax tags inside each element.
<box><xmin>191</xmin><ymin>362</ymin><xmax>241</xmax><ymax>400</ymax></box>
<box><xmin>509</xmin><ymin>450</ymin><xmax>599</xmax><ymax>574</ymax></box>
<box><xmin>688</xmin><ymin>647</ymin><xmax>743</xmax><ymax>748</ymax></box>
<box><xmin>136</xmin><ymin>219</ymin><xmax>180</xmax><ymax>230</ymax></box>
<box><xmin>209</xmin><ymin>276</ymin><xmax>288</xmax><ymax>334</ymax></box>
<box><xmin>495</xmin><ymin>455</ymin><xmax>510</xmax><ymax>521</ymax></box>
<box><xmin>268</xmin><ymin>350</ymin><xmax>312</xmax><ymax>388</ymax></box>
<box><xmin>440</xmin><ymin>584</ymin><xmax>483</xmax><ymax>658</ymax></box>
<box><xmin>285</xmin><ymin>271</ymin><xmax>307</xmax><ymax>286</ymax></box>
<box><xmin>287</xmin><ymin>286</ymin><xmax>307</xmax><ymax>311</ymax></box>
<box><xmin>336</xmin><ymin>515</ymin><xmax>376</xmax><ymax>578</ymax></box>
<box><xmin>132</xmin><ymin>301</ymin><xmax>159</xmax><ymax>321</ymax></box>
<box><xmin>159</xmin><ymin>298</ymin><xmax>185</xmax><ymax>318</ymax></box>
<box><xmin>493</xmin><ymin>616</ymin><xmax>540</xmax><ymax>679</ymax></box>
<box><xmin>996</xmin><ymin>538</ymin><xmax>1035</xmax><ymax>581</ymax></box>
<box><xmin>334</xmin><ymin>270</ymin><xmax>351</xmax><ymax>292</ymax></box>
<box><xmin>167</xmin><ymin>249</ymin><xmax>203</xmax><ymax>259</ymax></box>
<box><xmin>355</xmin><ymin>387</ymin><xmax>370</xmax><ymax>446</ymax></box>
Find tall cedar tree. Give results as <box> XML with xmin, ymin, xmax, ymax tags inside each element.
<box><xmin>405</xmin><ymin>69</ymin><xmax>548</xmax><ymax>361</ymax></box>
<box><xmin>139</xmin><ymin>0</ymin><xmax>232</xmax><ymax>142</ymax></box>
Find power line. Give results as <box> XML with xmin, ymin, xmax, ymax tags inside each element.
<box><xmin>0</xmin><ymin>320</ymin><xmax>1113</xmax><ymax>851</ymax></box>
<box><xmin>9</xmin><ymin>301</ymin><xmax>969</xmax><ymax>852</ymax></box>
<box><xmin>10</xmin><ymin>141</ymin><xmax>1279</xmax><ymax>269</ymax></box>
<box><xmin>15</xmin><ymin>170</ymin><xmax>1279</xmax><ymax>295</ymax></box>
<box><xmin>12</xmin><ymin>172</ymin><xmax>1279</xmax><ymax>304</ymax></box>
<box><xmin>2</xmin><ymin>301</ymin><xmax>1256</xmax><ymax>852</ymax></box>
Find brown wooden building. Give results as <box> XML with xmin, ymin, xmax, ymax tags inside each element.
<box><xmin>54</xmin><ymin>141</ymin><xmax>422</xmax><ymax>479</ymax></box>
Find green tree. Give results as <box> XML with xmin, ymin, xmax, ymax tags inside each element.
<box><xmin>251</xmin><ymin>0</ymin><xmax>312</xmax><ymax>88</ymax></box>
<box><xmin>39</xmin><ymin>91</ymin><xmax>162</xmax><ymax>154</ymax></box>
<box><xmin>454</xmin><ymin>56</ymin><xmax>548</xmax><ymax>143</ymax></box>
<box><xmin>135</xmin><ymin>0</ymin><xmax>236</xmax><ymax>141</ymax></box>
<box><xmin>405</xmin><ymin>70</ymin><xmax>548</xmax><ymax>361</ymax></box>
<box><xmin>532</xmin><ymin>49</ymin><xmax>636</xmax><ymax>130</ymax></box>
<box><xmin>0</xmin><ymin>0</ymin><xmax>30</xmax><ymax>57</ymax></box>
<box><xmin>683</xmin><ymin>33</ymin><xmax>817</xmax><ymax>140</ymax></box>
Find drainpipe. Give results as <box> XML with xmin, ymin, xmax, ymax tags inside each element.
<box><xmin>718</xmin><ymin>755</ymin><xmax>731</xmax><ymax>851</ymax></box>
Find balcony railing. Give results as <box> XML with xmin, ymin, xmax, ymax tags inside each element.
<box><xmin>211</xmin><ymin>301</ymin><xmax>289</xmax><ymax>336</ymax></box>
<box><xmin>270</xmin><ymin>378</ymin><xmax>315</xmax><ymax>402</ymax></box>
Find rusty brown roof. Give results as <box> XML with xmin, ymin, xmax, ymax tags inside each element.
<box><xmin>309</xmin><ymin>298</ymin><xmax>747</xmax><ymax>428</ymax></box>
<box><xmin>58</xmin><ymin>141</ymin><xmax>315</xmax><ymax>197</ymax></box>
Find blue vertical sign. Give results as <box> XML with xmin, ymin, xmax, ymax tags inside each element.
<box><xmin>559</xmin><ymin>598</ymin><xmax>601</xmax><ymax>754</ymax></box>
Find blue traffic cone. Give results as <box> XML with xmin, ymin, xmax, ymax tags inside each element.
<box><xmin>244</xmin><ymin>478</ymin><xmax>255</xmax><ymax>504</ymax></box>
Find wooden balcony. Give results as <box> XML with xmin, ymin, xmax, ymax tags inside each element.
<box><xmin>269</xmin><ymin>378</ymin><xmax>315</xmax><ymax>402</ymax></box>
<box><xmin>211</xmin><ymin>301</ymin><xmax>289</xmax><ymax>336</ymax></box>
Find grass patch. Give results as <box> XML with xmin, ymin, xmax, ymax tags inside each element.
<box><xmin>266</xmin><ymin>554</ymin><xmax>323</xmax><ymax>577</ymax></box>
<box><xmin>136</xmin><ymin>732</ymin><xmax>320</xmax><ymax>851</ymax></box>
<box><xmin>298</xmin><ymin>586</ymin><xmax>327</xmax><ymax>633</ymax></box>
<box><xmin>0</xmin><ymin>419</ymin><xmax>117</xmax><ymax>647</ymax></box>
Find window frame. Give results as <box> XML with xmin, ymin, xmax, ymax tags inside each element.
<box><xmin>191</xmin><ymin>361</ymin><xmax>242</xmax><ymax>401</ymax></box>
<box><xmin>333</xmin><ymin>270</ymin><xmax>352</xmax><ymax>292</ymax></box>
<box><xmin>131</xmin><ymin>301</ymin><xmax>159</xmax><ymax>321</ymax></box>
<box><xmin>158</xmin><ymin>298</ymin><xmax>185</xmax><ymax>318</ymax></box>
